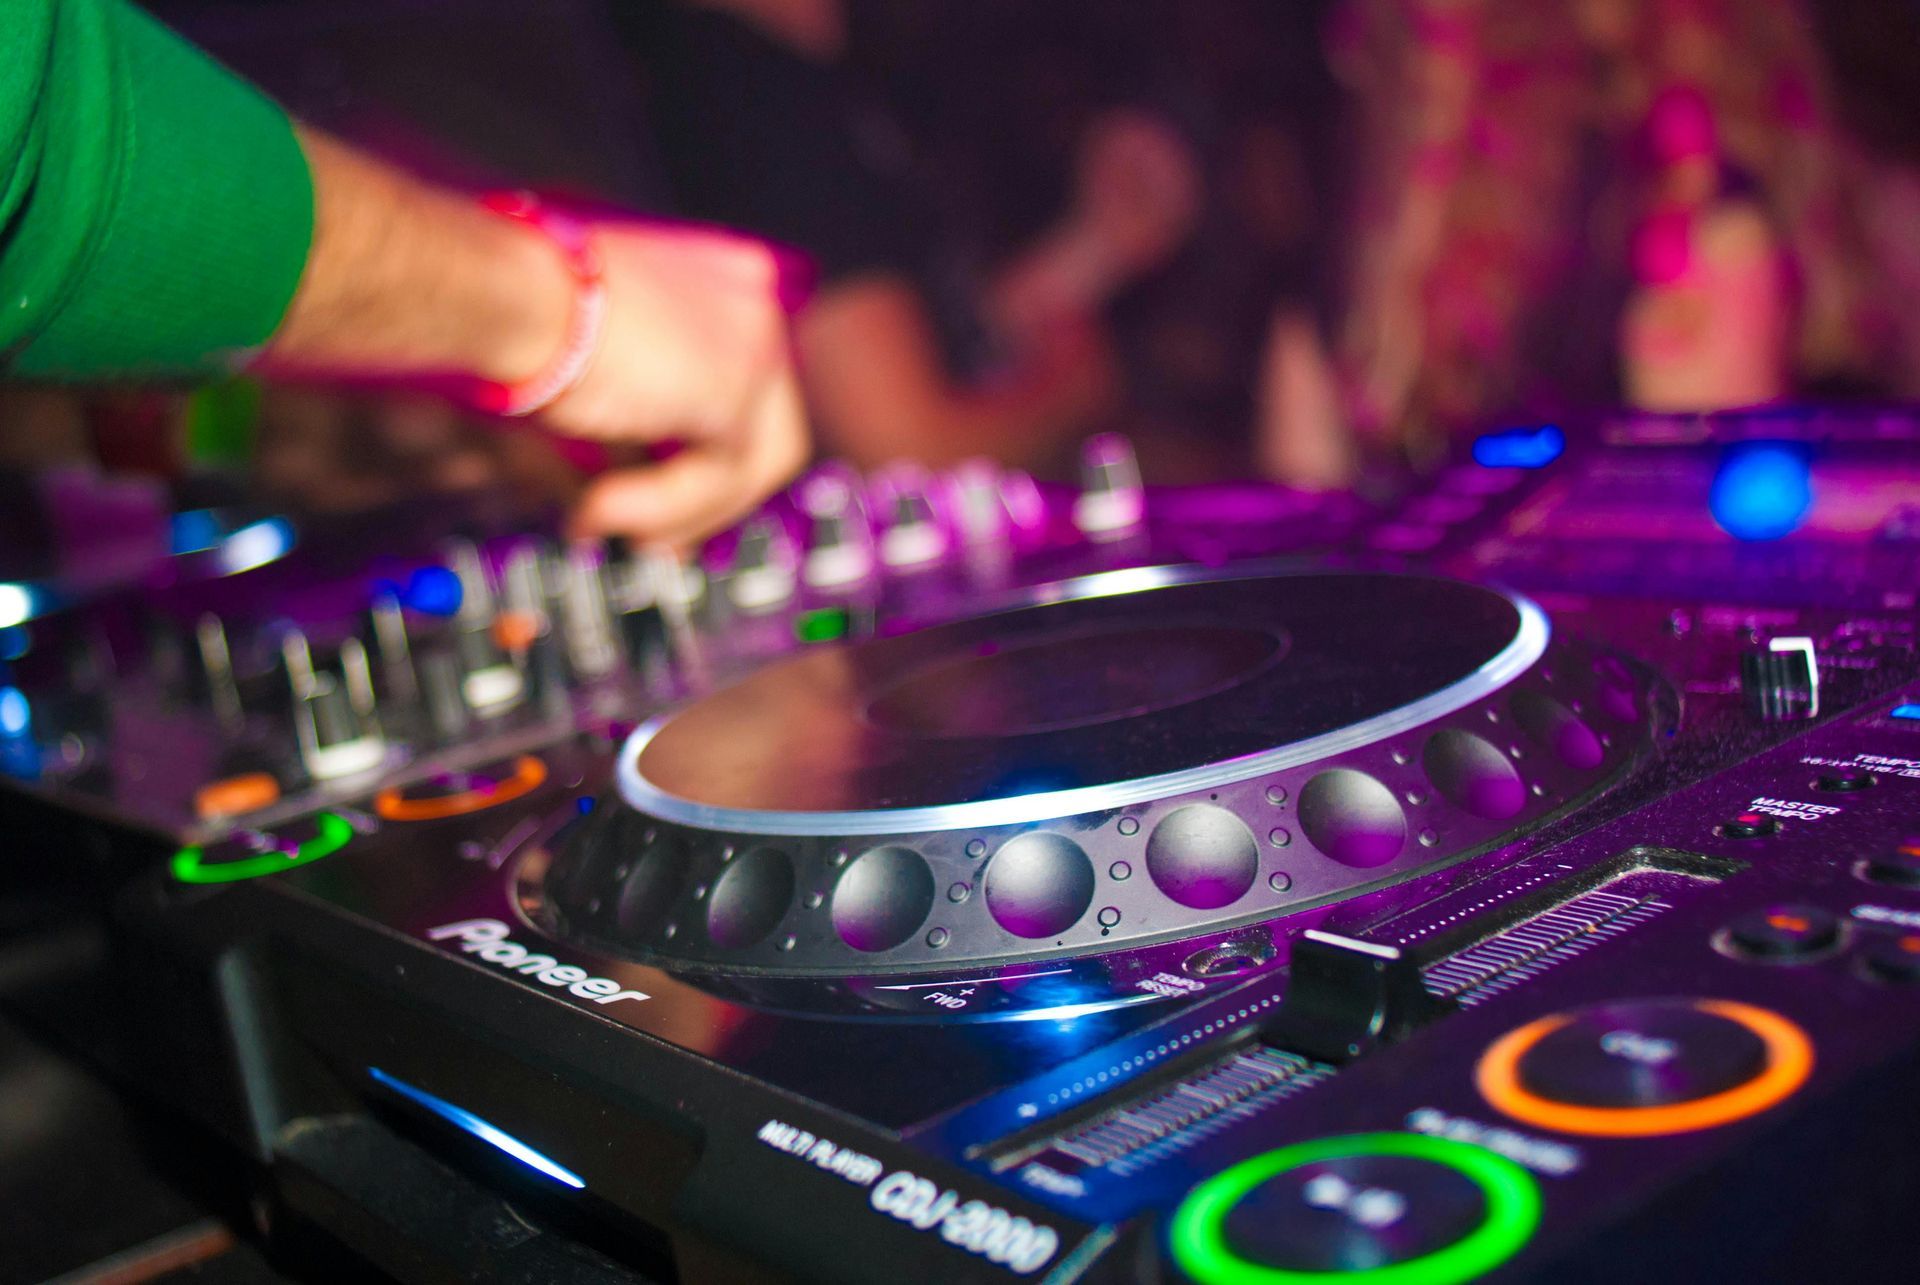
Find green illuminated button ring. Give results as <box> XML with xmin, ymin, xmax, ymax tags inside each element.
<box><xmin>1169</xmin><ymin>1132</ymin><xmax>1540</xmax><ymax>1285</ymax></box>
<box><xmin>171</xmin><ymin>812</ymin><xmax>355</xmax><ymax>884</ymax></box>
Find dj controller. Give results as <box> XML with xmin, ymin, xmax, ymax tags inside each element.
<box><xmin>7</xmin><ymin>408</ymin><xmax>1920</xmax><ymax>1283</ymax></box>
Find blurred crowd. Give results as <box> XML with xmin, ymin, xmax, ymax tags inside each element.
<box><xmin>5</xmin><ymin>0</ymin><xmax>1918</xmax><ymax>522</ymax></box>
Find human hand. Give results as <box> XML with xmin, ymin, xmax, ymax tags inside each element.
<box><xmin>264</xmin><ymin>134</ymin><xmax>809</xmax><ymax>550</ymax></box>
<box><xmin>541</xmin><ymin>223</ymin><xmax>811</xmax><ymax>549</ymax></box>
<box><xmin>990</xmin><ymin>110</ymin><xmax>1201</xmax><ymax>344</ymax></box>
<box><xmin>1069</xmin><ymin>109</ymin><xmax>1202</xmax><ymax>282</ymax></box>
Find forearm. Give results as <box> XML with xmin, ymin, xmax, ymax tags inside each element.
<box><xmin>985</xmin><ymin>221</ymin><xmax>1118</xmax><ymax>344</ymax></box>
<box><xmin>2</xmin><ymin>0</ymin><xmax>313</xmax><ymax>379</ymax></box>
<box><xmin>262</xmin><ymin>129</ymin><xmax>571</xmax><ymax>387</ymax></box>
<box><xmin>0</xmin><ymin>2</ymin><xmax>807</xmax><ymax>546</ymax></box>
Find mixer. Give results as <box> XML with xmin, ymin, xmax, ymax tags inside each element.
<box><xmin>7</xmin><ymin>408</ymin><xmax>1920</xmax><ymax>1283</ymax></box>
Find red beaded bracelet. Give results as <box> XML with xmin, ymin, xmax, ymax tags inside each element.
<box><xmin>472</xmin><ymin>191</ymin><xmax>608</xmax><ymax>417</ymax></box>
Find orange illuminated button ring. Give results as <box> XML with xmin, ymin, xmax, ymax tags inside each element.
<box><xmin>374</xmin><ymin>755</ymin><xmax>548</xmax><ymax>822</ymax></box>
<box><xmin>1476</xmin><ymin>999</ymin><xmax>1812</xmax><ymax>1137</ymax></box>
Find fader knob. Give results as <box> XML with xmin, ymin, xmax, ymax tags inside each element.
<box><xmin>1740</xmin><ymin>636</ymin><xmax>1819</xmax><ymax>721</ymax></box>
<box><xmin>553</xmin><ymin>543</ymin><xmax>622</xmax><ymax>681</ymax></box>
<box><xmin>726</xmin><ymin>515</ymin><xmax>800</xmax><ymax>614</ymax></box>
<box><xmin>417</xmin><ymin>648</ymin><xmax>470</xmax><ymax>740</ymax></box>
<box><xmin>1072</xmin><ymin>433</ymin><xmax>1145</xmax><ymax>539</ymax></box>
<box><xmin>283</xmin><ymin>629</ymin><xmax>385</xmax><ymax>781</ymax></box>
<box><xmin>497</xmin><ymin>542</ymin><xmax>551</xmax><ymax>656</ymax></box>
<box><xmin>873</xmin><ymin>465</ymin><xmax>950</xmax><ymax>570</ymax></box>
<box><xmin>600</xmin><ymin>537</ymin><xmax>666</xmax><ymax>667</ymax></box>
<box><xmin>194</xmin><ymin>613</ymin><xmax>245</xmax><ymax>733</ymax></box>
<box><xmin>444</xmin><ymin>538</ymin><xmax>524</xmax><ymax>716</ymax></box>
<box><xmin>367</xmin><ymin>591</ymin><xmax>419</xmax><ymax>705</ymax></box>
<box><xmin>798</xmin><ymin>469</ymin><xmax>877</xmax><ymax>590</ymax></box>
<box><xmin>949</xmin><ymin>458</ymin><xmax>1011</xmax><ymax>550</ymax></box>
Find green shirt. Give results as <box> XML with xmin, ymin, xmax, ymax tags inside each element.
<box><xmin>1</xmin><ymin>0</ymin><xmax>313</xmax><ymax>379</ymax></box>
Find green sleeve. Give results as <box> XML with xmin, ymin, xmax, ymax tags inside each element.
<box><xmin>0</xmin><ymin>0</ymin><xmax>314</xmax><ymax>380</ymax></box>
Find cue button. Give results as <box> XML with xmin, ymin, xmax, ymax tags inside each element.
<box><xmin>1514</xmin><ymin>1001</ymin><xmax>1767</xmax><ymax>1109</ymax></box>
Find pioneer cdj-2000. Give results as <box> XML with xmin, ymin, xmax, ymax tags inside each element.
<box><xmin>8</xmin><ymin>409</ymin><xmax>1920</xmax><ymax>1283</ymax></box>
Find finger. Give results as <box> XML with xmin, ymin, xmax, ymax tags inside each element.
<box><xmin>569</xmin><ymin>454</ymin><xmax>738</xmax><ymax>551</ymax></box>
<box><xmin>569</xmin><ymin>366</ymin><xmax>809</xmax><ymax>547</ymax></box>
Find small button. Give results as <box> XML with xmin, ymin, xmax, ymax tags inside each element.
<box><xmin>1169</xmin><ymin>1134</ymin><xmax>1538</xmax><ymax>1285</ymax></box>
<box><xmin>1722</xmin><ymin>904</ymin><xmax>1842</xmax><ymax>961</ymax></box>
<box><xmin>1862</xmin><ymin>841</ymin><xmax>1920</xmax><ymax>888</ymax></box>
<box><xmin>1718</xmin><ymin>811</ymin><xmax>1779</xmax><ymax>840</ymax></box>
<box><xmin>1861</xmin><ymin>933</ymin><xmax>1920</xmax><ymax>984</ymax></box>
<box><xmin>1813</xmin><ymin>767</ymin><xmax>1876</xmax><ymax>792</ymax></box>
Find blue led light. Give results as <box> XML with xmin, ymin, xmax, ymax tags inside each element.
<box><xmin>1472</xmin><ymin>424</ymin><xmax>1565</xmax><ymax>469</ymax></box>
<box><xmin>1710</xmin><ymin>442</ymin><xmax>1812</xmax><ymax>541</ymax></box>
<box><xmin>0</xmin><ymin>686</ymin><xmax>38</xmax><ymax>780</ymax></box>
<box><xmin>403</xmin><ymin>565</ymin><xmax>465</xmax><ymax>618</ymax></box>
<box><xmin>169</xmin><ymin>508</ymin><xmax>228</xmax><ymax>555</ymax></box>
<box><xmin>368</xmin><ymin>1068</ymin><xmax>586</xmax><ymax>1189</ymax></box>
<box><xmin>1892</xmin><ymin>703</ymin><xmax>1920</xmax><ymax>722</ymax></box>
<box><xmin>996</xmin><ymin>994</ymin><xmax>1160</xmax><ymax>1023</ymax></box>
<box><xmin>0</xmin><ymin>687</ymin><xmax>28</xmax><ymax>737</ymax></box>
<box><xmin>576</xmin><ymin>795</ymin><xmax>596</xmax><ymax>815</ymax></box>
<box><xmin>0</xmin><ymin>627</ymin><xmax>28</xmax><ymax>662</ymax></box>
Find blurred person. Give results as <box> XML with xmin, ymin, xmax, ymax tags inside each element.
<box><xmin>619</xmin><ymin>0</ymin><xmax>1201</xmax><ymax>471</ymax></box>
<box><xmin>878</xmin><ymin>1</ymin><xmax>1342</xmax><ymax>483</ymax></box>
<box><xmin>1259</xmin><ymin>0</ymin><xmax>1903</xmax><ymax>487</ymax></box>
<box><xmin>3</xmin><ymin>0</ymin><xmax>808</xmax><ymax>549</ymax></box>
<box><xmin>1125</xmin><ymin>0</ymin><xmax>1345</xmax><ymax>483</ymax></box>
